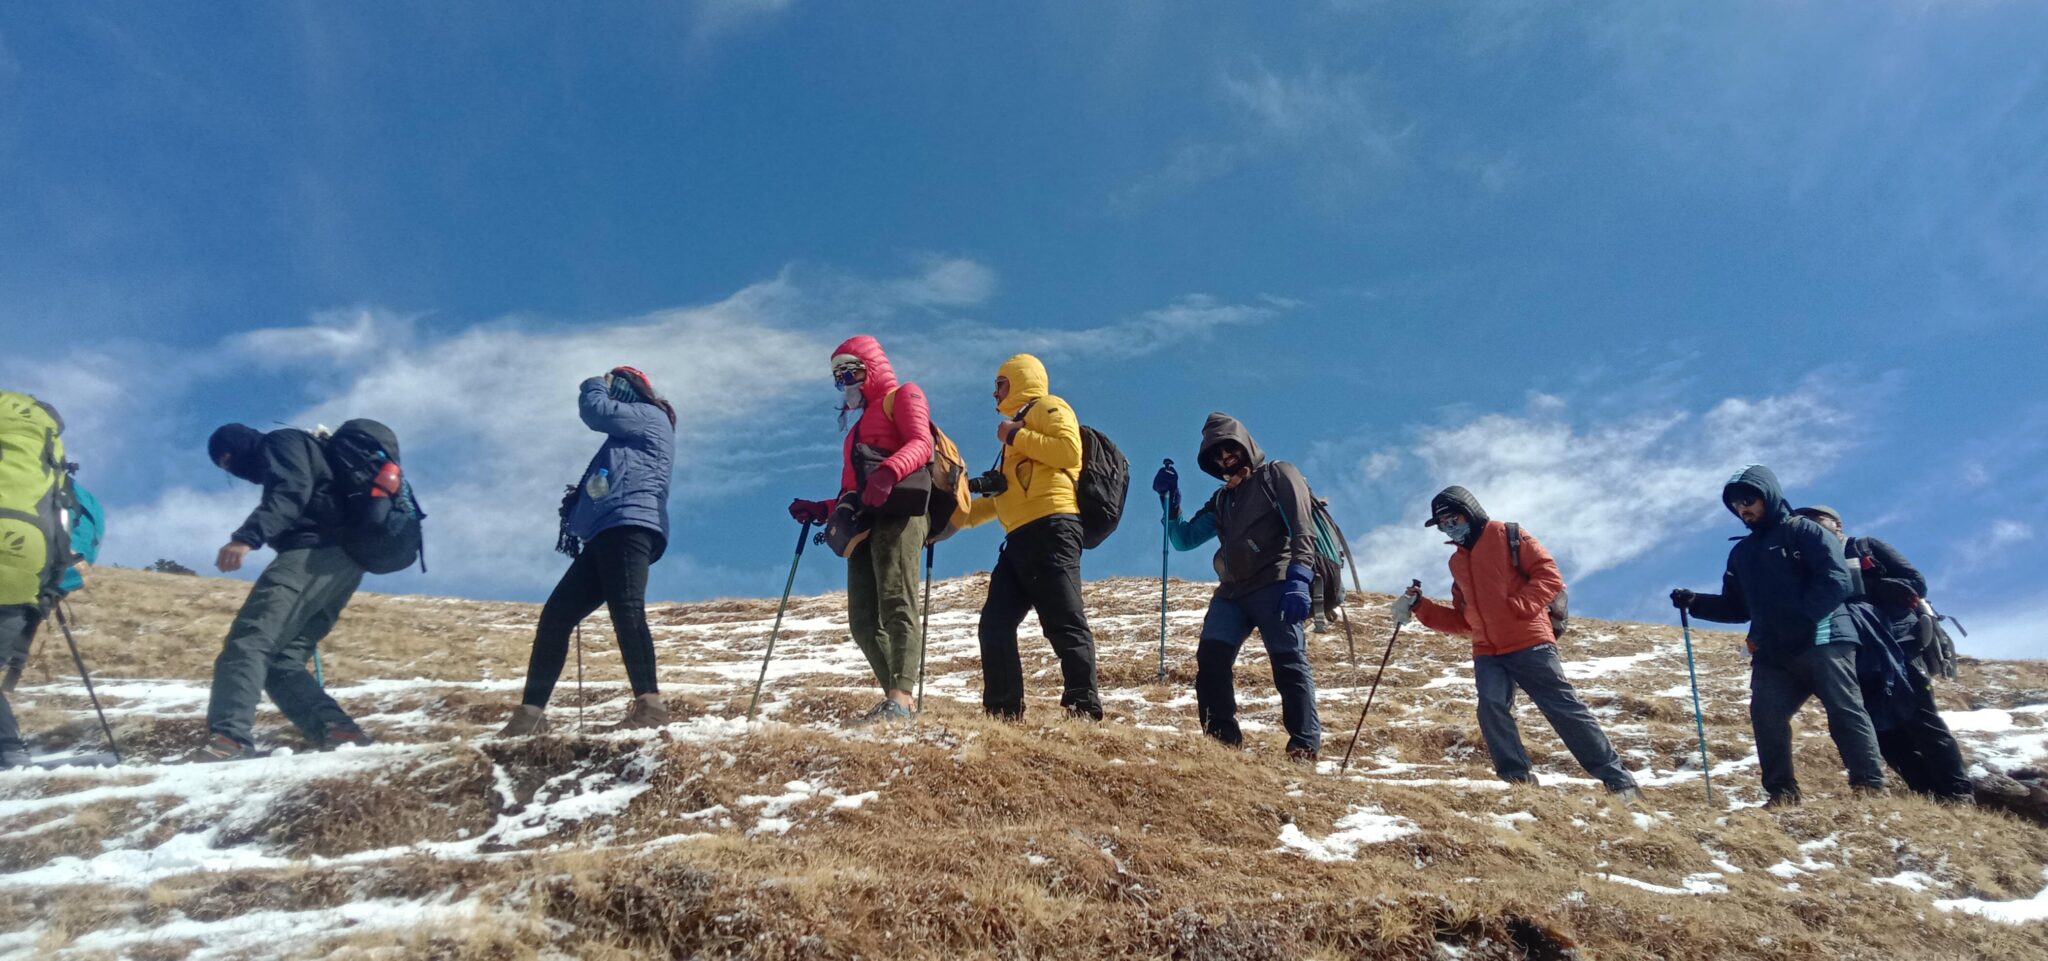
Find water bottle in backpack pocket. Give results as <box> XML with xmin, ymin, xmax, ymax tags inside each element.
<box><xmin>586</xmin><ymin>467</ymin><xmax>612</xmax><ymax>500</ymax></box>
<box><xmin>323</xmin><ymin>419</ymin><xmax>427</xmax><ymax>575</ymax></box>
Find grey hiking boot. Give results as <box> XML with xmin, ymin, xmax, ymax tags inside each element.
<box><xmin>605</xmin><ymin>693</ymin><xmax>670</xmax><ymax>732</ymax></box>
<box><xmin>189</xmin><ymin>734</ymin><xmax>257</xmax><ymax>764</ymax></box>
<box><xmin>1611</xmin><ymin>786</ymin><xmax>1645</xmax><ymax>806</ymax></box>
<box><xmin>854</xmin><ymin>700</ymin><xmax>913</xmax><ymax>727</ymax></box>
<box><xmin>496</xmin><ymin>704</ymin><xmax>550</xmax><ymax>737</ymax></box>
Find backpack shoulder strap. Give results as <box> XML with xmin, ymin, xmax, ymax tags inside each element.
<box><xmin>881</xmin><ymin>387</ymin><xmax>900</xmax><ymax>421</ymax></box>
<box><xmin>1506</xmin><ymin>522</ymin><xmax>1523</xmax><ymax>572</ymax></box>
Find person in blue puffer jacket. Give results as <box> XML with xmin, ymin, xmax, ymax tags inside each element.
<box><xmin>500</xmin><ymin>367</ymin><xmax>677</xmax><ymax>736</ymax></box>
<box><xmin>1671</xmin><ymin>464</ymin><xmax>1885</xmax><ymax>807</ymax></box>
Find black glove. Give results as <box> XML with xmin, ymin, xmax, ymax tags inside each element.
<box><xmin>1152</xmin><ymin>460</ymin><xmax>1180</xmax><ymax>515</ymax></box>
<box><xmin>1670</xmin><ymin>588</ymin><xmax>1696</xmax><ymax>610</ymax></box>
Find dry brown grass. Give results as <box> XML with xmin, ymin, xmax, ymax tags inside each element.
<box><xmin>2</xmin><ymin>567</ymin><xmax>2044</xmax><ymax>959</ymax></box>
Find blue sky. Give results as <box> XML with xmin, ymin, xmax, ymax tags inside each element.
<box><xmin>3</xmin><ymin>2</ymin><xmax>2042</xmax><ymax>658</ymax></box>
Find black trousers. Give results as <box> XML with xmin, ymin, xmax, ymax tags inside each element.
<box><xmin>522</xmin><ymin>525</ymin><xmax>664</xmax><ymax>708</ymax></box>
<box><xmin>1876</xmin><ymin>669</ymin><xmax>1974</xmax><ymax>800</ymax></box>
<box><xmin>978</xmin><ymin>515</ymin><xmax>1101</xmax><ymax>719</ymax></box>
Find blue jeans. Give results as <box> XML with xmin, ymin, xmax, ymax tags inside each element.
<box><xmin>1195</xmin><ymin>581</ymin><xmax>1321</xmax><ymax>753</ymax></box>
<box><xmin>1474</xmin><ymin>644</ymin><xmax>1636</xmax><ymax>792</ymax></box>
<box><xmin>1750</xmin><ymin>641</ymin><xmax>1885</xmax><ymax>796</ymax></box>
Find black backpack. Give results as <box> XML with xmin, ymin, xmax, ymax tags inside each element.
<box><xmin>1074</xmin><ymin>425</ymin><xmax>1129</xmax><ymax>549</ymax></box>
<box><xmin>324</xmin><ymin>419</ymin><xmax>426</xmax><ymax>574</ymax></box>
<box><xmin>1008</xmin><ymin>402</ymin><xmax>1129</xmax><ymax>550</ymax></box>
<box><xmin>1505</xmin><ymin>522</ymin><xmax>1568</xmax><ymax>638</ymax></box>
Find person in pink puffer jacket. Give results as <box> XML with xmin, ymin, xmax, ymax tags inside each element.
<box><xmin>789</xmin><ymin>335</ymin><xmax>933</xmax><ymax>725</ymax></box>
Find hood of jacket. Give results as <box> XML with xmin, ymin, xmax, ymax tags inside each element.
<box><xmin>1196</xmin><ymin>412</ymin><xmax>1268</xmax><ymax>479</ymax></box>
<box><xmin>996</xmin><ymin>353</ymin><xmax>1050</xmax><ymax>416</ymax></box>
<box><xmin>1723</xmin><ymin>464</ymin><xmax>1788</xmax><ymax>531</ymax></box>
<box><xmin>833</xmin><ymin>335</ymin><xmax>902</xmax><ymax>405</ymax></box>
<box><xmin>1424</xmin><ymin>485</ymin><xmax>1490</xmax><ymax>548</ymax></box>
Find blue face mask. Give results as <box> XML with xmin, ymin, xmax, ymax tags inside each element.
<box><xmin>1440</xmin><ymin>520</ymin><xmax>1471</xmax><ymax>543</ymax></box>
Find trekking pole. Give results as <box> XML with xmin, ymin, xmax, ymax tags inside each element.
<box><xmin>53</xmin><ymin>602</ymin><xmax>121</xmax><ymax>762</ymax></box>
<box><xmin>747</xmin><ymin>519</ymin><xmax>813</xmax><ymax>723</ymax></box>
<box><xmin>1679</xmin><ymin>609</ymin><xmax>1714</xmax><ymax>802</ymax></box>
<box><xmin>1334</xmin><ymin>596</ymin><xmax>1358</xmax><ymax>665</ymax></box>
<box><xmin>1340</xmin><ymin>580</ymin><xmax>1418</xmax><ymax>772</ymax></box>
<box><xmin>1328</xmin><ymin>514</ymin><xmax>1367</xmax><ymax>665</ymax></box>
<box><xmin>916</xmin><ymin>543</ymin><xmax>934</xmax><ymax>712</ymax></box>
<box><xmin>575</xmin><ymin>623</ymin><xmax>585</xmax><ymax>733</ymax></box>
<box><xmin>1157</xmin><ymin>472</ymin><xmax>1172</xmax><ymax>683</ymax></box>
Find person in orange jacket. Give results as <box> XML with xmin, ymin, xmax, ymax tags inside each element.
<box><xmin>1404</xmin><ymin>486</ymin><xmax>1641</xmax><ymax>800</ymax></box>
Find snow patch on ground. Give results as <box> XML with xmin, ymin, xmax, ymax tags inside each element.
<box><xmin>1274</xmin><ymin>806</ymin><xmax>1420</xmax><ymax>861</ymax></box>
<box><xmin>1935</xmin><ymin>868</ymin><xmax>2048</xmax><ymax>924</ymax></box>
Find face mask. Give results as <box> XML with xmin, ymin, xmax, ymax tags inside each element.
<box><xmin>842</xmin><ymin>384</ymin><xmax>866</xmax><ymax>410</ymax></box>
<box><xmin>1440</xmin><ymin>520</ymin><xmax>1471</xmax><ymax>544</ymax></box>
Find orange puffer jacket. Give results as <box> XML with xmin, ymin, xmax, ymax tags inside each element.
<box><xmin>1413</xmin><ymin>520</ymin><xmax>1566</xmax><ymax>658</ymax></box>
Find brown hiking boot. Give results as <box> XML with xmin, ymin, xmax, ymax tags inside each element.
<box><xmin>320</xmin><ymin>724</ymin><xmax>375</xmax><ymax>751</ymax></box>
<box><xmin>1288</xmin><ymin>747</ymin><xmax>1320</xmax><ymax>765</ymax></box>
<box><xmin>188</xmin><ymin>734</ymin><xmax>258</xmax><ymax>764</ymax></box>
<box><xmin>495</xmin><ymin>704</ymin><xmax>549</xmax><ymax>737</ymax></box>
<box><xmin>605</xmin><ymin>693</ymin><xmax>670</xmax><ymax>732</ymax></box>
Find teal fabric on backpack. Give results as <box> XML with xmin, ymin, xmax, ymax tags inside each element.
<box><xmin>58</xmin><ymin>483</ymin><xmax>103</xmax><ymax>595</ymax></box>
<box><xmin>1308</xmin><ymin>500</ymin><xmax>1345</xmax><ymax>566</ymax></box>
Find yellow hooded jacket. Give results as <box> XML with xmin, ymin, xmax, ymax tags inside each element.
<box><xmin>963</xmin><ymin>354</ymin><xmax>1082</xmax><ymax>533</ymax></box>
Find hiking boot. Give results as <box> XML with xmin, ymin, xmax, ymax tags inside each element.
<box><xmin>1312</xmin><ymin>617</ymin><xmax>1330</xmax><ymax>634</ymax></box>
<box><xmin>0</xmin><ymin>747</ymin><xmax>31</xmax><ymax>769</ymax></box>
<box><xmin>189</xmin><ymin>734</ymin><xmax>257</xmax><ymax>764</ymax></box>
<box><xmin>496</xmin><ymin>704</ymin><xmax>550</xmax><ymax>737</ymax></box>
<box><xmin>850</xmin><ymin>700</ymin><xmax>893</xmax><ymax>727</ymax></box>
<box><xmin>1287</xmin><ymin>747</ymin><xmax>1320</xmax><ymax>765</ymax></box>
<box><xmin>1064</xmin><ymin>705</ymin><xmax>1104</xmax><ymax>722</ymax></box>
<box><xmin>320</xmin><ymin>724</ymin><xmax>374</xmax><ymax>751</ymax></box>
<box><xmin>1850</xmin><ymin>783</ymin><xmax>1888</xmax><ymax>799</ymax></box>
<box><xmin>1763</xmin><ymin>789</ymin><xmax>1803</xmax><ymax>809</ymax></box>
<box><xmin>856</xmin><ymin>700</ymin><xmax>915</xmax><ymax>727</ymax></box>
<box><xmin>605</xmin><ymin>693</ymin><xmax>669</xmax><ymax>732</ymax></box>
<box><xmin>1610</xmin><ymin>786</ymin><xmax>1646</xmax><ymax>806</ymax></box>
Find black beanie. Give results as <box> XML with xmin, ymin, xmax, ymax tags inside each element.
<box><xmin>208</xmin><ymin>424</ymin><xmax>267</xmax><ymax>482</ymax></box>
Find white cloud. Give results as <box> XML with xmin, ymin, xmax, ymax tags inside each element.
<box><xmin>690</xmin><ymin>0</ymin><xmax>797</xmax><ymax>46</ymax></box>
<box><xmin>930</xmin><ymin>294</ymin><xmax>1293</xmax><ymax>366</ymax></box>
<box><xmin>1988</xmin><ymin>520</ymin><xmax>2034</xmax><ymax>550</ymax></box>
<box><xmin>1117</xmin><ymin>64</ymin><xmax>1408</xmax><ymax>209</ymax></box>
<box><xmin>1326</xmin><ymin>382</ymin><xmax>1854</xmax><ymax>595</ymax></box>
<box><xmin>1947</xmin><ymin>593</ymin><xmax>2048</xmax><ymax>662</ymax></box>
<box><xmin>224</xmin><ymin>308</ymin><xmax>406</xmax><ymax>367</ymax></box>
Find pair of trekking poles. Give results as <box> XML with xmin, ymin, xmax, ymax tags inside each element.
<box><xmin>745</xmin><ymin>518</ymin><xmax>939</xmax><ymax>723</ymax></box>
<box><xmin>10</xmin><ymin>601</ymin><xmax>124</xmax><ymax>766</ymax></box>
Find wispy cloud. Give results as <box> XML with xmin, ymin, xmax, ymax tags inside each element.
<box><xmin>1319</xmin><ymin>381</ymin><xmax>1855</xmax><ymax>595</ymax></box>
<box><xmin>689</xmin><ymin>0</ymin><xmax>798</xmax><ymax>47</ymax></box>
<box><xmin>1117</xmin><ymin>63</ymin><xmax>1408</xmax><ymax>210</ymax></box>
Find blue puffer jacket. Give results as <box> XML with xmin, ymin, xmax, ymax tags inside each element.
<box><xmin>1688</xmin><ymin>465</ymin><xmax>1856</xmax><ymax>664</ymax></box>
<box><xmin>566</xmin><ymin>377</ymin><xmax>674</xmax><ymax>545</ymax></box>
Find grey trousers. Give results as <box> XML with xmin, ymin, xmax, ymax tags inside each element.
<box><xmin>1474</xmin><ymin>643</ymin><xmax>1637</xmax><ymax>792</ymax></box>
<box><xmin>0</xmin><ymin>605</ymin><xmax>40</xmax><ymax>753</ymax></box>
<box><xmin>206</xmin><ymin>546</ymin><xmax>364</xmax><ymax>746</ymax></box>
<box><xmin>1751</xmin><ymin>641</ymin><xmax>1886</xmax><ymax>795</ymax></box>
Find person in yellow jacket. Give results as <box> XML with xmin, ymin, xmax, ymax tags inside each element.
<box><xmin>960</xmin><ymin>354</ymin><xmax>1102</xmax><ymax>719</ymax></box>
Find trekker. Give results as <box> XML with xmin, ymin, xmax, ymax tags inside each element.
<box><xmin>197</xmin><ymin>424</ymin><xmax>372</xmax><ymax>760</ymax></box>
<box><xmin>960</xmin><ymin>354</ymin><xmax>1102</xmax><ymax>720</ymax></box>
<box><xmin>0</xmin><ymin>389</ymin><xmax>97</xmax><ymax>769</ymax></box>
<box><xmin>1794</xmin><ymin>506</ymin><xmax>1972</xmax><ymax>803</ymax></box>
<box><xmin>0</xmin><ymin>483</ymin><xmax>103</xmax><ymax>703</ymax></box>
<box><xmin>1404</xmin><ymin>487</ymin><xmax>1640</xmax><ymax>800</ymax></box>
<box><xmin>500</xmin><ymin>368</ymin><xmax>677</xmax><ymax>736</ymax></box>
<box><xmin>788</xmin><ymin>336</ymin><xmax>933</xmax><ymax>725</ymax></box>
<box><xmin>1156</xmin><ymin>414</ymin><xmax>1323</xmax><ymax>761</ymax></box>
<box><xmin>1671</xmin><ymin>466</ymin><xmax>1886</xmax><ymax>807</ymax></box>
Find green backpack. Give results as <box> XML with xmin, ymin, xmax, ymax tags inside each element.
<box><xmin>0</xmin><ymin>391</ymin><xmax>72</xmax><ymax>609</ymax></box>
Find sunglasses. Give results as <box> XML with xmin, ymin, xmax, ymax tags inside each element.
<box><xmin>1729</xmin><ymin>494</ymin><xmax>1762</xmax><ymax>509</ymax></box>
<box><xmin>832</xmin><ymin>364</ymin><xmax>865</xmax><ymax>390</ymax></box>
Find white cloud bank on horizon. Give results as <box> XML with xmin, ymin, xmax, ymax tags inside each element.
<box><xmin>42</xmin><ymin>257</ymin><xmax>1290</xmax><ymax>598</ymax></box>
<box><xmin>1322</xmin><ymin>383</ymin><xmax>1856</xmax><ymax>597</ymax></box>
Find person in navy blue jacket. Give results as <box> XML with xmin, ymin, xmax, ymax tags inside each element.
<box><xmin>500</xmin><ymin>367</ymin><xmax>677</xmax><ymax>735</ymax></box>
<box><xmin>1671</xmin><ymin>465</ymin><xmax>1885</xmax><ymax>807</ymax></box>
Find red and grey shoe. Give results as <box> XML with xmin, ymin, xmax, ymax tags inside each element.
<box><xmin>190</xmin><ymin>734</ymin><xmax>258</xmax><ymax>764</ymax></box>
<box><xmin>320</xmin><ymin>725</ymin><xmax>375</xmax><ymax>751</ymax></box>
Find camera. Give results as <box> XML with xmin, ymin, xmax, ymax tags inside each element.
<box><xmin>967</xmin><ymin>469</ymin><xmax>1007</xmax><ymax>497</ymax></box>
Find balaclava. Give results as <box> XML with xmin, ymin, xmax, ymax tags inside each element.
<box><xmin>207</xmin><ymin>424</ymin><xmax>268</xmax><ymax>484</ymax></box>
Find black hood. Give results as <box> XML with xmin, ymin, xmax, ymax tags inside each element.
<box><xmin>1723</xmin><ymin>464</ymin><xmax>1788</xmax><ymax>531</ymax></box>
<box><xmin>1197</xmin><ymin>412</ymin><xmax>1267</xmax><ymax>479</ymax></box>
<box><xmin>208</xmin><ymin>424</ymin><xmax>269</xmax><ymax>484</ymax></box>
<box><xmin>1424</xmin><ymin>485</ymin><xmax>1489</xmax><ymax>548</ymax></box>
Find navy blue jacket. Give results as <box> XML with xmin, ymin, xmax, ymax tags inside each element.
<box><xmin>566</xmin><ymin>377</ymin><xmax>675</xmax><ymax>545</ymax></box>
<box><xmin>1687</xmin><ymin>465</ymin><xmax>1857</xmax><ymax>663</ymax></box>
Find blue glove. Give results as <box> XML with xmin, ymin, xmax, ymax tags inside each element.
<box><xmin>1281</xmin><ymin>562</ymin><xmax>1314</xmax><ymax>625</ymax></box>
<box><xmin>1152</xmin><ymin>460</ymin><xmax>1180</xmax><ymax>515</ymax></box>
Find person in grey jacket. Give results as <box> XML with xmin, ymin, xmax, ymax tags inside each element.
<box><xmin>1156</xmin><ymin>413</ymin><xmax>1322</xmax><ymax>760</ymax></box>
<box><xmin>500</xmin><ymin>368</ymin><xmax>677</xmax><ymax>735</ymax></box>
